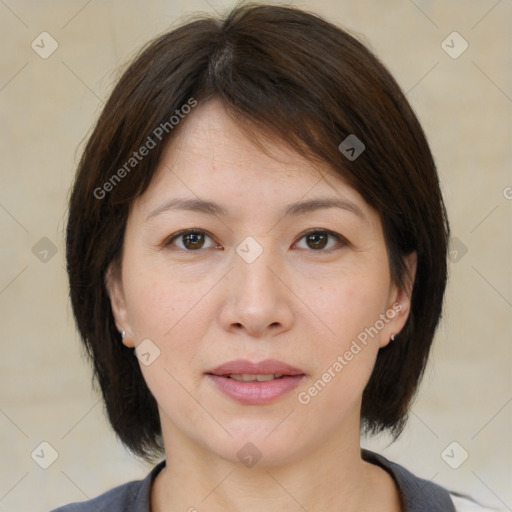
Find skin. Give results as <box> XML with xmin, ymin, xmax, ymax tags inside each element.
<box><xmin>106</xmin><ymin>98</ymin><xmax>416</xmax><ymax>512</ymax></box>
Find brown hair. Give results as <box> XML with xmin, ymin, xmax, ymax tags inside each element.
<box><xmin>66</xmin><ymin>2</ymin><xmax>450</xmax><ymax>462</ymax></box>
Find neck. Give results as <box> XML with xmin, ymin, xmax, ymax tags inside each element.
<box><xmin>151</xmin><ymin>419</ymin><xmax>400</xmax><ymax>512</ymax></box>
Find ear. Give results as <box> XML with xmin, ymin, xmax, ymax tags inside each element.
<box><xmin>104</xmin><ymin>262</ymin><xmax>135</xmax><ymax>348</ymax></box>
<box><xmin>379</xmin><ymin>251</ymin><xmax>417</xmax><ymax>348</ymax></box>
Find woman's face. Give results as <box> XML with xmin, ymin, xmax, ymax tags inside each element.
<box><xmin>106</xmin><ymin>98</ymin><xmax>415</xmax><ymax>466</ymax></box>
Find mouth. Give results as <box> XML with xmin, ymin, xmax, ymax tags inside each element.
<box><xmin>205</xmin><ymin>359</ymin><xmax>306</xmax><ymax>404</ymax></box>
<box><xmin>216</xmin><ymin>373</ymin><xmax>288</xmax><ymax>382</ymax></box>
<box><xmin>206</xmin><ymin>358</ymin><xmax>305</xmax><ymax>377</ymax></box>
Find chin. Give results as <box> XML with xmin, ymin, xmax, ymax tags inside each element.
<box><xmin>203</xmin><ymin>426</ymin><xmax>310</xmax><ymax>469</ymax></box>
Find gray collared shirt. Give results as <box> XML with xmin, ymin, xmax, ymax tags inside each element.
<box><xmin>49</xmin><ymin>449</ymin><xmax>457</xmax><ymax>511</ymax></box>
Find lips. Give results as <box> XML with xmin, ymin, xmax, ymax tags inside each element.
<box><xmin>205</xmin><ymin>359</ymin><xmax>306</xmax><ymax>405</ymax></box>
<box><xmin>206</xmin><ymin>359</ymin><xmax>305</xmax><ymax>377</ymax></box>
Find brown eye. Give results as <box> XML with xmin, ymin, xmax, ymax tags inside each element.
<box><xmin>305</xmin><ymin>232</ymin><xmax>328</xmax><ymax>250</ymax></box>
<box><xmin>165</xmin><ymin>230</ymin><xmax>216</xmax><ymax>251</ymax></box>
<box><xmin>294</xmin><ymin>229</ymin><xmax>346</xmax><ymax>252</ymax></box>
<box><xmin>182</xmin><ymin>231</ymin><xmax>205</xmax><ymax>250</ymax></box>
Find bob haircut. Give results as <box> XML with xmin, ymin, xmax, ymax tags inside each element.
<box><xmin>66</xmin><ymin>2</ymin><xmax>450</xmax><ymax>462</ymax></box>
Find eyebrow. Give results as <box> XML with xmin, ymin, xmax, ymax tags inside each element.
<box><xmin>145</xmin><ymin>196</ymin><xmax>368</xmax><ymax>223</ymax></box>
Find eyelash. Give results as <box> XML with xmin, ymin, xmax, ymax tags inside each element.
<box><xmin>163</xmin><ymin>228</ymin><xmax>348</xmax><ymax>253</ymax></box>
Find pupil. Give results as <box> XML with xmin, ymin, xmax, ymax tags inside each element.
<box><xmin>308</xmin><ymin>232</ymin><xmax>327</xmax><ymax>250</ymax></box>
<box><xmin>181</xmin><ymin>232</ymin><xmax>328</xmax><ymax>250</ymax></box>
<box><xmin>184</xmin><ymin>232</ymin><xmax>203</xmax><ymax>249</ymax></box>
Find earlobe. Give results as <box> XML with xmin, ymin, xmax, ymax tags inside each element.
<box><xmin>104</xmin><ymin>263</ymin><xmax>134</xmax><ymax>347</ymax></box>
<box><xmin>402</xmin><ymin>251</ymin><xmax>417</xmax><ymax>302</ymax></box>
<box><xmin>395</xmin><ymin>251</ymin><xmax>417</xmax><ymax>315</ymax></box>
<box><xmin>380</xmin><ymin>251</ymin><xmax>418</xmax><ymax>348</ymax></box>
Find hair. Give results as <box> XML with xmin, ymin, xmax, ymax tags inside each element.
<box><xmin>66</xmin><ymin>2</ymin><xmax>450</xmax><ymax>462</ymax></box>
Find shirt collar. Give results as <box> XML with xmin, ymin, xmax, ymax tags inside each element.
<box><xmin>132</xmin><ymin>450</ymin><xmax>454</xmax><ymax>512</ymax></box>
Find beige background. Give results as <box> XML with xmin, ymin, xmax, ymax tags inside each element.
<box><xmin>0</xmin><ymin>0</ymin><xmax>510</xmax><ymax>511</ymax></box>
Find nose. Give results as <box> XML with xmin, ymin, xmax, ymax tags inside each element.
<box><xmin>218</xmin><ymin>243</ymin><xmax>295</xmax><ymax>338</ymax></box>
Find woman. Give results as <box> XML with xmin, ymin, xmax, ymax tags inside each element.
<box><xmin>56</xmin><ymin>3</ymin><xmax>490</xmax><ymax>511</ymax></box>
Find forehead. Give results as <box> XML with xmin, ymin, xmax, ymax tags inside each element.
<box><xmin>132</xmin><ymin>98</ymin><xmax>373</xmax><ymax>223</ymax></box>
<box><xmin>162</xmin><ymin>98</ymin><xmax>325</xmax><ymax>182</ymax></box>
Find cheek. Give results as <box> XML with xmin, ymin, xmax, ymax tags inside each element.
<box><xmin>122</xmin><ymin>263</ymin><xmax>213</xmax><ymax>375</ymax></box>
<box><xmin>126</xmin><ymin>280</ymin><xmax>175</xmax><ymax>339</ymax></box>
<box><xmin>299</xmin><ymin>266</ymin><xmax>389</xmax><ymax>401</ymax></box>
<box><xmin>298</xmin><ymin>283</ymin><xmax>383</xmax><ymax>418</ymax></box>
<box><xmin>307</xmin><ymin>268</ymin><xmax>390</xmax><ymax>346</ymax></box>
<box><xmin>125</xmin><ymin>272</ymin><xmax>206</xmax><ymax>403</ymax></box>
<box><xmin>122</xmin><ymin>259</ymin><xmax>200</xmax><ymax>338</ymax></box>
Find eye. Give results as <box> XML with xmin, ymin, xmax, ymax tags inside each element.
<box><xmin>293</xmin><ymin>229</ymin><xmax>347</xmax><ymax>252</ymax></box>
<box><xmin>163</xmin><ymin>228</ymin><xmax>347</xmax><ymax>253</ymax></box>
<box><xmin>164</xmin><ymin>229</ymin><xmax>219</xmax><ymax>251</ymax></box>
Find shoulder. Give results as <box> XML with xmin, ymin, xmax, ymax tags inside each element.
<box><xmin>364</xmin><ymin>450</ymin><xmax>455</xmax><ymax>511</ymax></box>
<box><xmin>48</xmin><ymin>461</ymin><xmax>165</xmax><ymax>512</ymax></box>
<box><xmin>450</xmin><ymin>493</ymin><xmax>503</xmax><ymax>512</ymax></box>
<box><xmin>48</xmin><ymin>481</ymin><xmax>139</xmax><ymax>512</ymax></box>
<box><xmin>362</xmin><ymin>449</ymin><xmax>495</xmax><ymax>512</ymax></box>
